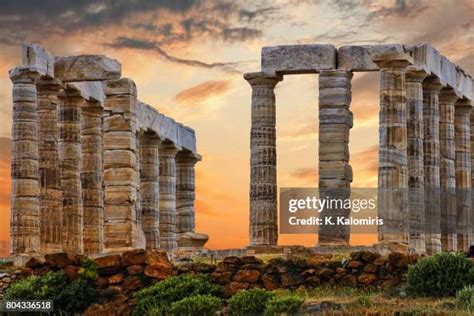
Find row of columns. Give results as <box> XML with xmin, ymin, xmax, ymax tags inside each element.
<box><xmin>245</xmin><ymin>53</ymin><xmax>472</xmax><ymax>253</ymax></box>
<box><xmin>10</xmin><ymin>68</ymin><xmax>202</xmax><ymax>256</ymax></box>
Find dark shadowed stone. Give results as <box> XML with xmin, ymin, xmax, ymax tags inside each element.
<box><xmin>127</xmin><ymin>265</ymin><xmax>144</xmax><ymax>276</ymax></box>
<box><xmin>233</xmin><ymin>270</ymin><xmax>261</xmax><ymax>283</ymax></box>
<box><xmin>388</xmin><ymin>252</ymin><xmax>409</xmax><ymax>268</ymax></box>
<box><xmin>210</xmin><ymin>271</ymin><xmax>233</xmax><ymax>285</ymax></box>
<box><xmin>358</xmin><ymin>273</ymin><xmax>377</xmax><ymax>285</ymax></box>
<box><xmin>44</xmin><ymin>253</ymin><xmax>74</xmax><ymax>268</ymax></box>
<box><xmin>25</xmin><ymin>257</ymin><xmax>43</xmax><ymax>269</ymax></box>
<box><xmin>280</xmin><ymin>272</ymin><xmax>305</xmax><ymax>287</ymax></box>
<box><xmin>226</xmin><ymin>281</ymin><xmax>249</xmax><ymax>296</ymax></box>
<box><xmin>261</xmin><ymin>273</ymin><xmax>280</xmax><ymax>290</ymax></box>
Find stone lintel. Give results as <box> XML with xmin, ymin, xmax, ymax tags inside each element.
<box><xmin>54</xmin><ymin>55</ymin><xmax>121</xmax><ymax>82</ymax></box>
<box><xmin>136</xmin><ymin>101</ymin><xmax>197</xmax><ymax>154</ymax></box>
<box><xmin>65</xmin><ymin>81</ymin><xmax>105</xmax><ymax>105</ymax></box>
<box><xmin>372</xmin><ymin>52</ymin><xmax>413</xmax><ymax>69</ymax></box>
<box><xmin>22</xmin><ymin>44</ymin><xmax>54</xmax><ymax>78</ymax></box>
<box><xmin>455</xmin><ymin>98</ymin><xmax>472</xmax><ymax>112</ymax></box>
<box><xmin>337</xmin><ymin>44</ymin><xmax>405</xmax><ymax>71</ymax></box>
<box><xmin>261</xmin><ymin>44</ymin><xmax>337</xmax><ymax>74</ymax></box>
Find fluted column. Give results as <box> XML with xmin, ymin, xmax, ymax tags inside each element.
<box><xmin>471</xmin><ymin>110</ymin><xmax>474</xmax><ymax>246</ymax></box>
<box><xmin>159</xmin><ymin>142</ymin><xmax>180</xmax><ymax>251</ymax></box>
<box><xmin>37</xmin><ymin>79</ymin><xmax>63</xmax><ymax>254</ymax></box>
<box><xmin>244</xmin><ymin>72</ymin><xmax>282</xmax><ymax>246</ymax></box>
<box><xmin>103</xmin><ymin>78</ymin><xmax>143</xmax><ymax>251</ymax></box>
<box><xmin>318</xmin><ymin>70</ymin><xmax>353</xmax><ymax>246</ymax></box>
<box><xmin>422</xmin><ymin>77</ymin><xmax>443</xmax><ymax>254</ymax></box>
<box><xmin>58</xmin><ymin>89</ymin><xmax>83</xmax><ymax>254</ymax></box>
<box><xmin>439</xmin><ymin>88</ymin><xmax>458</xmax><ymax>251</ymax></box>
<box><xmin>139</xmin><ymin>132</ymin><xmax>161</xmax><ymax>250</ymax></box>
<box><xmin>455</xmin><ymin>99</ymin><xmax>472</xmax><ymax>251</ymax></box>
<box><xmin>405</xmin><ymin>69</ymin><xmax>428</xmax><ymax>253</ymax></box>
<box><xmin>9</xmin><ymin>67</ymin><xmax>41</xmax><ymax>255</ymax></box>
<box><xmin>81</xmin><ymin>104</ymin><xmax>104</xmax><ymax>255</ymax></box>
<box><xmin>373</xmin><ymin>53</ymin><xmax>413</xmax><ymax>246</ymax></box>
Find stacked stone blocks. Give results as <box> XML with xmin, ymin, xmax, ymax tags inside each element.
<box><xmin>9</xmin><ymin>44</ymin><xmax>208</xmax><ymax>260</ymax></box>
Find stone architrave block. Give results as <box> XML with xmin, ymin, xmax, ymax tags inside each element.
<box><xmin>337</xmin><ymin>44</ymin><xmax>404</xmax><ymax>71</ymax></box>
<box><xmin>55</xmin><ymin>55</ymin><xmax>121</xmax><ymax>81</ymax></box>
<box><xmin>261</xmin><ymin>44</ymin><xmax>337</xmax><ymax>74</ymax></box>
<box><xmin>22</xmin><ymin>44</ymin><xmax>54</xmax><ymax>78</ymax></box>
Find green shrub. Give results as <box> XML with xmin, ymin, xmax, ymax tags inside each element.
<box><xmin>456</xmin><ymin>285</ymin><xmax>474</xmax><ymax>311</ymax></box>
<box><xmin>264</xmin><ymin>293</ymin><xmax>304</xmax><ymax>316</ymax></box>
<box><xmin>406</xmin><ymin>252</ymin><xmax>474</xmax><ymax>297</ymax></box>
<box><xmin>5</xmin><ymin>271</ymin><xmax>97</xmax><ymax>314</ymax></box>
<box><xmin>170</xmin><ymin>294</ymin><xmax>222</xmax><ymax>316</ymax></box>
<box><xmin>227</xmin><ymin>288</ymin><xmax>276</xmax><ymax>316</ymax></box>
<box><xmin>133</xmin><ymin>274</ymin><xmax>222</xmax><ymax>316</ymax></box>
<box><xmin>78</xmin><ymin>257</ymin><xmax>99</xmax><ymax>281</ymax></box>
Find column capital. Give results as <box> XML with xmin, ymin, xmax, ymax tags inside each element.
<box><xmin>406</xmin><ymin>68</ymin><xmax>428</xmax><ymax>83</ymax></box>
<box><xmin>372</xmin><ymin>52</ymin><xmax>413</xmax><ymax>69</ymax></box>
<box><xmin>159</xmin><ymin>141</ymin><xmax>181</xmax><ymax>157</ymax></box>
<box><xmin>422</xmin><ymin>76</ymin><xmax>444</xmax><ymax>93</ymax></box>
<box><xmin>37</xmin><ymin>78</ymin><xmax>63</xmax><ymax>94</ymax></box>
<box><xmin>455</xmin><ymin>98</ymin><xmax>472</xmax><ymax>114</ymax></box>
<box><xmin>176</xmin><ymin>150</ymin><xmax>201</xmax><ymax>165</ymax></box>
<box><xmin>244</xmin><ymin>71</ymin><xmax>282</xmax><ymax>87</ymax></box>
<box><xmin>9</xmin><ymin>66</ymin><xmax>42</xmax><ymax>84</ymax></box>
<box><xmin>439</xmin><ymin>87</ymin><xmax>459</xmax><ymax>103</ymax></box>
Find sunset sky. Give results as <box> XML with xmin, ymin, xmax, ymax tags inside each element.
<box><xmin>0</xmin><ymin>0</ymin><xmax>472</xmax><ymax>252</ymax></box>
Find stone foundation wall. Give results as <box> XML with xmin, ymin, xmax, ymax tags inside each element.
<box><xmin>0</xmin><ymin>250</ymin><xmax>418</xmax><ymax>313</ymax></box>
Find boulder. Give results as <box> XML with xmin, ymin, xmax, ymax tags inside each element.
<box><xmin>44</xmin><ymin>253</ymin><xmax>74</xmax><ymax>268</ymax></box>
<box><xmin>126</xmin><ymin>265</ymin><xmax>144</xmax><ymax>276</ymax></box>
<box><xmin>122</xmin><ymin>249</ymin><xmax>146</xmax><ymax>266</ymax></box>
<box><xmin>233</xmin><ymin>270</ymin><xmax>261</xmax><ymax>283</ymax></box>
<box><xmin>261</xmin><ymin>273</ymin><xmax>280</xmax><ymax>290</ymax></box>
<box><xmin>358</xmin><ymin>273</ymin><xmax>377</xmax><ymax>285</ymax></box>
<box><xmin>388</xmin><ymin>252</ymin><xmax>409</xmax><ymax>268</ymax></box>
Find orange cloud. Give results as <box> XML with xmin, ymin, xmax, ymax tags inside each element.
<box><xmin>175</xmin><ymin>80</ymin><xmax>232</xmax><ymax>105</ymax></box>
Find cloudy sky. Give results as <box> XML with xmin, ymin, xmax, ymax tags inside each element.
<box><xmin>0</xmin><ymin>0</ymin><xmax>472</xmax><ymax>252</ymax></box>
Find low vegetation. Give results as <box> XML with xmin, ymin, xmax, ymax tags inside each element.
<box><xmin>406</xmin><ymin>252</ymin><xmax>474</xmax><ymax>297</ymax></box>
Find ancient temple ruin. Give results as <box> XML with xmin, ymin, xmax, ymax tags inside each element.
<box><xmin>245</xmin><ymin>44</ymin><xmax>473</xmax><ymax>254</ymax></box>
<box><xmin>10</xmin><ymin>44</ymin><xmax>208</xmax><ymax>258</ymax></box>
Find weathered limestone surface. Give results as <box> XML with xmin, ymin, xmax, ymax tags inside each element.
<box><xmin>439</xmin><ymin>88</ymin><xmax>458</xmax><ymax>251</ymax></box>
<box><xmin>406</xmin><ymin>69</ymin><xmax>427</xmax><ymax>253</ymax></box>
<box><xmin>22</xmin><ymin>44</ymin><xmax>54</xmax><ymax>78</ymax></box>
<box><xmin>176</xmin><ymin>151</ymin><xmax>208</xmax><ymax>248</ymax></box>
<box><xmin>81</xmin><ymin>104</ymin><xmax>104</xmax><ymax>255</ymax></box>
<box><xmin>135</xmin><ymin>101</ymin><xmax>197</xmax><ymax>153</ymax></box>
<box><xmin>159</xmin><ymin>142</ymin><xmax>180</xmax><ymax>251</ymax></box>
<box><xmin>58</xmin><ymin>89</ymin><xmax>84</xmax><ymax>254</ymax></box>
<box><xmin>422</xmin><ymin>77</ymin><xmax>443</xmax><ymax>255</ymax></box>
<box><xmin>9</xmin><ymin>67</ymin><xmax>41</xmax><ymax>255</ymax></box>
<box><xmin>55</xmin><ymin>55</ymin><xmax>121</xmax><ymax>81</ymax></box>
<box><xmin>373</xmin><ymin>53</ymin><xmax>413</xmax><ymax>246</ymax></box>
<box><xmin>10</xmin><ymin>44</ymin><xmax>206</xmax><ymax>258</ymax></box>
<box><xmin>338</xmin><ymin>45</ymin><xmax>404</xmax><ymax>71</ymax></box>
<box><xmin>318</xmin><ymin>70</ymin><xmax>353</xmax><ymax>246</ymax></box>
<box><xmin>138</xmin><ymin>132</ymin><xmax>161</xmax><ymax>250</ymax></box>
<box><xmin>245</xmin><ymin>72</ymin><xmax>282</xmax><ymax>246</ymax></box>
<box><xmin>454</xmin><ymin>99</ymin><xmax>472</xmax><ymax>251</ymax></box>
<box><xmin>37</xmin><ymin>80</ymin><xmax>63</xmax><ymax>254</ymax></box>
<box><xmin>261</xmin><ymin>45</ymin><xmax>336</xmax><ymax>74</ymax></box>
<box><xmin>103</xmin><ymin>78</ymin><xmax>144</xmax><ymax>252</ymax></box>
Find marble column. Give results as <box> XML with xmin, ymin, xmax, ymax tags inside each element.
<box><xmin>422</xmin><ymin>77</ymin><xmax>443</xmax><ymax>254</ymax></box>
<box><xmin>81</xmin><ymin>104</ymin><xmax>104</xmax><ymax>255</ymax></box>
<box><xmin>373</xmin><ymin>53</ymin><xmax>413</xmax><ymax>246</ymax></box>
<box><xmin>37</xmin><ymin>79</ymin><xmax>63</xmax><ymax>254</ymax></box>
<box><xmin>244</xmin><ymin>72</ymin><xmax>282</xmax><ymax>246</ymax></box>
<box><xmin>454</xmin><ymin>99</ymin><xmax>472</xmax><ymax>251</ymax></box>
<box><xmin>405</xmin><ymin>69</ymin><xmax>428</xmax><ymax>253</ymax></box>
<box><xmin>58</xmin><ymin>89</ymin><xmax>83</xmax><ymax>254</ymax></box>
<box><xmin>439</xmin><ymin>88</ymin><xmax>458</xmax><ymax>251</ymax></box>
<box><xmin>139</xmin><ymin>132</ymin><xmax>161</xmax><ymax>250</ymax></box>
<box><xmin>176</xmin><ymin>151</ymin><xmax>208</xmax><ymax>247</ymax></box>
<box><xmin>9</xmin><ymin>67</ymin><xmax>41</xmax><ymax>255</ymax></box>
<box><xmin>103</xmin><ymin>78</ymin><xmax>143</xmax><ymax>251</ymax></box>
<box><xmin>318</xmin><ymin>70</ymin><xmax>353</xmax><ymax>246</ymax></box>
<box><xmin>159</xmin><ymin>141</ymin><xmax>180</xmax><ymax>251</ymax></box>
